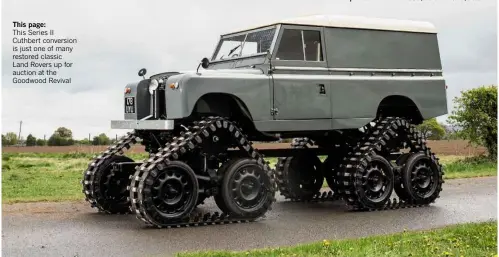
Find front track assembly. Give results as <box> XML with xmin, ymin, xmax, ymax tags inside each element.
<box><xmin>129</xmin><ymin>117</ymin><xmax>276</xmax><ymax>228</ymax></box>
<box><xmin>83</xmin><ymin>117</ymin><xmax>276</xmax><ymax>228</ymax></box>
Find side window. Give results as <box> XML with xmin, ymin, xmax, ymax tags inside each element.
<box><xmin>303</xmin><ymin>30</ymin><xmax>323</xmax><ymax>61</ymax></box>
<box><xmin>275</xmin><ymin>29</ymin><xmax>323</xmax><ymax>61</ymax></box>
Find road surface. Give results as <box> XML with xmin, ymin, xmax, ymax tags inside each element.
<box><xmin>3</xmin><ymin>176</ymin><xmax>497</xmax><ymax>257</ymax></box>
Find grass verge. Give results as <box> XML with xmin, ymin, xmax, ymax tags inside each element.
<box><xmin>175</xmin><ymin>221</ymin><xmax>497</xmax><ymax>257</ymax></box>
<box><xmin>1</xmin><ymin>152</ymin><xmax>496</xmax><ymax>203</ymax></box>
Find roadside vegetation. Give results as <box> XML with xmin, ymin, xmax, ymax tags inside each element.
<box><xmin>2</xmin><ymin>152</ymin><xmax>496</xmax><ymax>203</ymax></box>
<box><xmin>175</xmin><ymin>221</ymin><xmax>497</xmax><ymax>257</ymax></box>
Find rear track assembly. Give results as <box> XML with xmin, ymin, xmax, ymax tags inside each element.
<box><xmin>276</xmin><ymin>117</ymin><xmax>444</xmax><ymax>212</ymax></box>
<box><xmin>336</xmin><ymin>117</ymin><xmax>444</xmax><ymax>212</ymax></box>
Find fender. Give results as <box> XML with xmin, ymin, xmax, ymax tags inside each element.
<box><xmin>164</xmin><ymin>70</ymin><xmax>272</xmax><ymax>121</ymax></box>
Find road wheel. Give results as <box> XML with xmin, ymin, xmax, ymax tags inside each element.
<box><xmin>214</xmin><ymin>159</ymin><xmax>238</xmax><ymax>213</ymax></box>
<box><xmin>353</xmin><ymin>154</ymin><xmax>394</xmax><ymax>209</ymax></box>
<box><xmin>394</xmin><ymin>153</ymin><xmax>413</xmax><ymax>201</ymax></box>
<box><xmin>93</xmin><ymin>155</ymin><xmax>135</xmax><ymax>214</ymax></box>
<box><xmin>146</xmin><ymin>161</ymin><xmax>199</xmax><ymax>222</ymax></box>
<box><xmin>220</xmin><ymin>158</ymin><xmax>273</xmax><ymax>218</ymax></box>
<box><xmin>400</xmin><ymin>152</ymin><xmax>443</xmax><ymax>204</ymax></box>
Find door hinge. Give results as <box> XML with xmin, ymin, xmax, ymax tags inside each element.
<box><xmin>270</xmin><ymin>107</ymin><xmax>279</xmax><ymax>116</ymax></box>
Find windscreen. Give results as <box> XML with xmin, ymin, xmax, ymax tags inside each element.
<box><xmin>212</xmin><ymin>27</ymin><xmax>276</xmax><ymax>61</ymax></box>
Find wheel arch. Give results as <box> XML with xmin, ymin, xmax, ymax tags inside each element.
<box><xmin>190</xmin><ymin>92</ymin><xmax>255</xmax><ymax>129</ymax></box>
<box><xmin>376</xmin><ymin>95</ymin><xmax>424</xmax><ymax>124</ymax></box>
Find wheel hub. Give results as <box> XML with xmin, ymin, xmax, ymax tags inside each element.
<box><xmin>413</xmin><ymin>164</ymin><xmax>431</xmax><ymax>188</ymax></box>
<box><xmin>152</xmin><ymin>168</ymin><xmax>194</xmax><ymax>215</ymax></box>
<box><xmin>410</xmin><ymin>160</ymin><xmax>437</xmax><ymax>198</ymax></box>
<box><xmin>161</xmin><ymin>178</ymin><xmax>184</xmax><ymax>205</ymax></box>
<box><xmin>367</xmin><ymin>170</ymin><xmax>384</xmax><ymax>192</ymax></box>
<box><xmin>359</xmin><ymin>159</ymin><xmax>393</xmax><ymax>204</ymax></box>
<box><xmin>231</xmin><ymin>167</ymin><xmax>265</xmax><ymax>208</ymax></box>
<box><xmin>299</xmin><ymin>170</ymin><xmax>318</xmax><ymax>188</ymax></box>
<box><xmin>239</xmin><ymin>174</ymin><xmax>262</xmax><ymax>201</ymax></box>
<box><xmin>103</xmin><ymin>166</ymin><xmax>129</xmax><ymax>201</ymax></box>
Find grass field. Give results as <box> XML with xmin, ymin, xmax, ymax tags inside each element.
<box><xmin>1</xmin><ymin>151</ymin><xmax>496</xmax><ymax>204</ymax></box>
<box><xmin>175</xmin><ymin>221</ymin><xmax>497</xmax><ymax>257</ymax></box>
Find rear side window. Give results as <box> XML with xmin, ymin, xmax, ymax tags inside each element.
<box><xmin>275</xmin><ymin>29</ymin><xmax>323</xmax><ymax>61</ymax></box>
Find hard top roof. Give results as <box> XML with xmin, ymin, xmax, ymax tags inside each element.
<box><xmin>223</xmin><ymin>14</ymin><xmax>437</xmax><ymax>35</ymax></box>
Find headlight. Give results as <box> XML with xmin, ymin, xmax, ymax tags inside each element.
<box><xmin>148</xmin><ymin>79</ymin><xmax>159</xmax><ymax>94</ymax></box>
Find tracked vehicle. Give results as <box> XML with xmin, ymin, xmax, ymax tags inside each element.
<box><xmin>82</xmin><ymin>15</ymin><xmax>447</xmax><ymax>228</ymax></box>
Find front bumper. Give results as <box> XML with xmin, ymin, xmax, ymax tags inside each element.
<box><xmin>111</xmin><ymin>120</ymin><xmax>174</xmax><ymax>130</ymax></box>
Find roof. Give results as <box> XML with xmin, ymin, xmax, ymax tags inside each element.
<box><xmin>225</xmin><ymin>15</ymin><xmax>437</xmax><ymax>35</ymax></box>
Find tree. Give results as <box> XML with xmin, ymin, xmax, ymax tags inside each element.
<box><xmin>47</xmin><ymin>127</ymin><xmax>74</xmax><ymax>146</ymax></box>
<box><xmin>54</xmin><ymin>127</ymin><xmax>72</xmax><ymax>138</ymax></box>
<box><xmin>2</xmin><ymin>132</ymin><xmax>18</xmax><ymax>146</ymax></box>
<box><xmin>36</xmin><ymin>139</ymin><xmax>46</xmax><ymax>146</ymax></box>
<box><xmin>92</xmin><ymin>133</ymin><xmax>111</xmax><ymax>145</ymax></box>
<box><xmin>447</xmin><ymin>85</ymin><xmax>497</xmax><ymax>159</ymax></box>
<box><xmin>79</xmin><ymin>138</ymin><xmax>91</xmax><ymax>145</ymax></box>
<box><xmin>416</xmin><ymin>118</ymin><xmax>446</xmax><ymax>140</ymax></box>
<box><xmin>26</xmin><ymin>134</ymin><xmax>37</xmax><ymax>146</ymax></box>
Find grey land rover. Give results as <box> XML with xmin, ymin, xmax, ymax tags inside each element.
<box><xmin>82</xmin><ymin>15</ymin><xmax>447</xmax><ymax>228</ymax></box>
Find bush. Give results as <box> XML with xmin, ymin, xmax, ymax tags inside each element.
<box><xmin>447</xmin><ymin>85</ymin><xmax>497</xmax><ymax>159</ymax></box>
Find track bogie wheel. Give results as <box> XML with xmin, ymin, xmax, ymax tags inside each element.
<box><xmin>140</xmin><ymin>160</ymin><xmax>199</xmax><ymax>225</ymax></box>
<box><xmin>280</xmin><ymin>153</ymin><xmax>324</xmax><ymax>200</ymax></box>
<box><xmin>220</xmin><ymin>157</ymin><xmax>274</xmax><ymax>218</ymax></box>
<box><xmin>214</xmin><ymin>159</ymin><xmax>238</xmax><ymax>213</ymax></box>
<box><xmin>393</xmin><ymin>153</ymin><xmax>413</xmax><ymax>201</ymax></box>
<box><xmin>92</xmin><ymin>155</ymin><xmax>134</xmax><ymax>214</ymax></box>
<box><xmin>400</xmin><ymin>152</ymin><xmax>443</xmax><ymax>204</ymax></box>
<box><xmin>353</xmin><ymin>154</ymin><xmax>394</xmax><ymax>209</ymax></box>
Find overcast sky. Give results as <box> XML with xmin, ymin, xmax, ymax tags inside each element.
<box><xmin>1</xmin><ymin>0</ymin><xmax>497</xmax><ymax>140</ymax></box>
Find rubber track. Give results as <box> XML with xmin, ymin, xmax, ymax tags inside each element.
<box><xmin>128</xmin><ymin>116</ymin><xmax>277</xmax><ymax>228</ymax></box>
<box><xmin>81</xmin><ymin>131</ymin><xmax>138</xmax><ymax>213</ymax></box>
<box><xmin>336</xmin><ymin>117</ymin><xmax>444</xmax><ymax>212</ymax></box>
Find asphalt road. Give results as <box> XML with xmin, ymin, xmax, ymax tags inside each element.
<box><xmin>3</xmin><ymin>176</ymin><xmax>497</xmax><ymax>257</ymax></box>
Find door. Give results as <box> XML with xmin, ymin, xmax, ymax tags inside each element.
<box><xmin>270</xmin><ymin>26</ymin><xmax>331</xmax><ymax>120</ymax></box>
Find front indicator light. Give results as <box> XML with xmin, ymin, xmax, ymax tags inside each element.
<box><xmin>125</xmin><ymin>87</ymin><xmax>131</xmax><ymax>94</ymax></box>
<box><xmin>169</xmin><ymin>82</ymin><xmax>179</xmax><ymax>89</ymax></box>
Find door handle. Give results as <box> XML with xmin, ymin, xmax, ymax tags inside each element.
<box><xmin>318</xmin><ymin>84</ymin><xmax>326</xmax><ymax>95</ymax></box>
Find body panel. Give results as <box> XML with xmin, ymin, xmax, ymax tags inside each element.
<box><xmin>328</xmin><ymin>73</ymin><xmax>447</xmax><ymax>120</ymax></box>
<box><xmin>164</xmin><ymin>69</ymin><xmax>272</xmax><ymax>121</ymax></box>
<box><xmin>271</xmin><ymin>68</ymin><xmax>332</xmax><ymax>120</ymax></box>
<box><xmin>124</xmin><ymin>80</ymin><xmax>151</xmax><ymax>120</ymax></box>
<box><xmin>324</xmin><ymin>27</ymin><xmax>442</xmax><ymax>69</ymax></box>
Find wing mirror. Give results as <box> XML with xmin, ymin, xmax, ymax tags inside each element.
<box><xmin>196</xmin><ymin>57</ymin><xmax>210</xmax><ymax>74</ymax></box>
<box><xmin>138</xmin><ymin>68</ymin><xmax>147</xmax><ymax>79</ymax></box>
